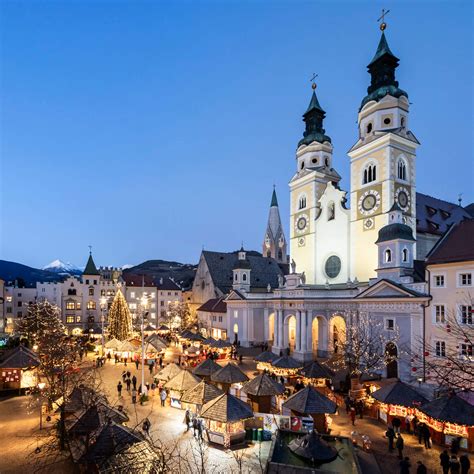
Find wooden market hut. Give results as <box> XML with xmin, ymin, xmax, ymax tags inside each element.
<box><xmin>156</xmin><ymin>363</ymin><xmax>182</xmax><ymax>383</ymax></box>
<box><xmin>254</xmin><ymin>351</ymin><xmax>279</xmax><ymax>371</ymax></box>
<box><xmin>270</xmin><ymin>356</ymin><xmax>303</xmax><ymax>380</ymax></box>
<box><xmin>200</xmin><ymin>392</ymin><xmax>254</xmax><ymax>447</ymax></box>
<box><xmin>209</xmin><ymin>339</ymin><xmax>233</xmax><ymax>359</ymax></box>
<box><xmin>370</xmin><ymin>380</ymin><xmax>427</xmax><ymax>424</ymax></box>
<box><xmin>211</xmin><ymin>362</ymin><xmax>249</xmax><ymax>394</ymax></box>
<box><xmin>192</xmin><ymin>358</ymin><xmax>221</xmax><ymax>381</ymax></box>
<box><xmin>104</xmin><ymin>338</ymin><xmax>121</xmax><ymax>353</ymax></box>
<box><xmin>242</xmin><ymin>373</ymin><xmax>284</xmax><ymax>413</ymax></box>
<box><xmin>164</xmin><ymin>370</ymin><xmax>201</xmax><ymax>408</ymax></box>
<box><xmin>0</xmin><ymin>345</ymin><xmax>39</xmax><ymax>391</ymax></box>
<box><xmin>282</xmin><ymin>385</ymin><xmax>337</xmax><ymax>433</ymax></box>
<box><xmin>181</xmin><ymin>380</ymin><xmax>223</xmax><ymax>414</ymax></box>
<box><xmin>416</xmin><ymin>392</ymin><xmax>474</xmax><ymax>451</ymax></box>
<box><xmin>298</xmin><ymin>361</ymin><xmax>333</xmax><ymax>389</ymax></box>
<box><xmin>202</xmin><ymin>337</ymin><xmax>217</xmax><ymax>346</ymax></box>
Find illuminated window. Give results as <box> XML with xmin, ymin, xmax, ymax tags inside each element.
<box><xmin>101</xmin><ymin>289</ymin><xmax>106</xmax><ymax>296</ymax></box>
<box><xmin>66</xmin><ymin>315</ymin><xmax>74</xmax><ymax>323</ymax></box>
<box><xmin>76</xmin><ymin>302</ymin><xmax>81</xmax><ymax>310</ymax></box>
<box><xmin>66</xmin><ymin>301</ymin><xmax>75</xmax><ymax>310</ymax></box>
<box><xmin>76</xmin><ymin>315</ymin><xmax>81</xmax><ymax>322</ymax></box>
<box><xmin>130</xmin><ymin>292</ymin><xmax>135</xmax><ymax>298</ymax></box>
<box><xmin>233</xmin><ymin>323</ymin><xmax>238</xmax><ymax>334</ymax></box>
<box><xmin>129</xmin><ymin>303</ymin><xmax>137</xmax><ymax>310</ymax></box>
<box><xmin>87</xmin><ymin>301</ymin><xmax>96</xmax><ymax>310</ymax></box>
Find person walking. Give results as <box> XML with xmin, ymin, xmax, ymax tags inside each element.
<box><xmin>392</xmin><ymin>417</ymin><xmax>401</xmax><ymax>434</ymax></box>
<box><xmin>349</xmin><ymin>407</ymin><xmax>356</xmax><ymax>426</ymax></box>
<box><xmin>440</xmin><ymin>449</ymin><xmax>450</xmax><ymax>474</ymax></box>
<box><xmin>184</xmin><ymin>409</ymin><xmax>191</xmax><ymax>432</ymax></box>
<box><xmin>126</xmin><ymin>370</ymin><xmax>131</xmax><ymax>379</ymax></box>
<box><xmin>197</xmin><ymin>419</ymin><xmax>203</xmax><ymax>441</ymax></box>
<box><xmin>459</xmin><ymin>454</ymin><xmax>470</xmax><ymax>474</ymax></box>
<box><xmin>135</xmin><ymin>359</ymin><xmax>139</xmax><ymax>370</ymax></box>
<box><xmin>132</xmin><ymin>375</ymin><xmax>137</xmax><ymax>390</ymax></box>
<box><xmin>418</xmin><ymin>422</ymin><xmax>424</xmax><ymax>444</ymax></box>
<box><xmin>412</xmin><ymin>414</ymin><xmax>419</xmax><ymax>436</ymax></box>
<box><xmin>422</xmin><ymin>424</ymin><xmax>431</xmax><ymax>449</ymax></box>
<box><xmin>149</xmin><ymin>361</ymin><xmax>154</xmax><ymax>375</ymax></box>
<box><xmin>450</xmin><ymin>455</ymin><xmax>461</xmax><ymax>474</ymax></box>
<box><xmin>117</xmin><ymin>381</ymin><xmax>123</xmax><ymax>397</ymax></box>
<box><xmin>386</xmin><ymin>425</ymin><xmax>395</xmax><ymax>452</ymax></box>
<box><xmin>131</xmin><ymin>388</ymin><xmax>137</xmax><ymax>404</ymax></box>
<box><xmin>121</xmin><ymin>370</ymin><xmax>127</xmax><ymax>382</ymax></box>
<box><xmin>125</xmin><ymin>378</ymin><xmax>131</xmax><ymax>392</ymax></box>
<box><xmin>142</xmin><ymin>418</ymin><xmax>151</xmax><ymax>435</ymax></box>
<box><xmin>399</xmin><ymin>457</ymin><xmax>410</xmax><ymax>474</ymax></box>
<box><xmin>159</xmin><ymin>356</ymin><xmax>163</xmax><ymax>368</ymax></box>
<box><xmin>192</xmin><ymin>416</ymin><xmax>199</xmax><ymax>437</ymax></box>
<box><xmin>416</xmin><ymin>460</ymin><xmax>427</xmax><ymax>474</ymax></box>
<box><xmin>344</xmin><ymin>395</ymin><xmax>351</xmax><ymax>414</ymax></box>
<box><xmin>395</xmin><ymin>434</ymin><xmax>404</xmax><ymax>460</ymax></box>
<box><xmin>160</xmin><ymin>388</ymin><xmax>167</xmax><ymax>407</ymax></box>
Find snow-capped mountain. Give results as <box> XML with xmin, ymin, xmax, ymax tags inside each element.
<box><xmin>43</xmin><ymin>259</ymin><xmax>82</xmax><ymax>275</ymax></box>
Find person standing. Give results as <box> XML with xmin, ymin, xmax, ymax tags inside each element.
<box><xmin>386</xmin><ymin>426</ymin><xmax>395</xmax><ymax>452</ymax></box>
<box><xmin>159</xmin><ymin>356</ymin><xmax>163</xmax><ymax>368</ymax></box>
<box><xmin>117</xmin><ymin>381</ymin><xmax>123</xmax><ymax>397</ymax></box>
<box><xmin>132</xmin><ymin>375</ymin><xmax>137</xmax><ymax>390</ymax></box>
<box><xmin>135</xmin><ymin>359</ymin><xmax>139</xmax><ymax>370</ymax></box>
<box><xmin>459</xmin><ymin>454</ymin><xmax>470</xmax><ymax>474</ymax></box>
<box><xmin>392</xmin><ymin>417</ymin><xmax>401</xmax><ymax>434</ymax></box>
<box><xmin>344</xmin><ymin>395</ymin><xmax>351</xmax><ymax>414</ymax></box>
<box><xmin>121</xmin><ymin>370</ymin><xmax>127</xmax><ymax>382</ymax></box>
<box><xmin>440</xmin><ymin>450</ymin><xmax>450</xmax><ymax>474</ymax></box>
<box><xmin>450</xmin><ymin>455</ymin><xmax>461</xmax><ymax>474</ymax></box>
<box><xmin>192</xmin><ymin>416</ymin><xmax>199</xmax><ymax>436</ymax></box>
<box><xmin>395</xmin><ymin>434</ymin><xmax>404</xmax><ymax>460</ymax></box>
<box><xmin>197</xmin><ymin>419</ymin><xmax>204</xmax><ymax>441</ymax></box>
<box><xmin>350</xmin><ymin>407</ymin><xmax>356</xmax><ymax>426</ymax></box>
<box><xmin>418</xmin><ymin>422</ymin><xmax>424</xmax><ymax>444</ymax></box>
<box><xmin>399</xmin><ymin>457</ymin><xmax>410</xmax><ymax>474</ymax></box>
<box><xmin>405</xmin><ymin>414</ymin><xmax>412</xmax><ymax>434</ymax></box>
<box><xmin>131</xmin><ymin>388</ymin><xmax>137</xmax><ymax>404</ymax></box>
<box><xmin>160</xmin><ymin>388</ymin><xmax>167</xmax><ymax>407</ymax></box>
<box><xmin>125</xmin><ymin>378</ymin><xmax>131</xmax><ymax>392</ymax></box>
<box><xmin>142</xmin><ymin>418</ymin><xmax>151</xmax><ymax>435</ymax></box>
<box><xmin>184</xmin><ymin>409</ymin><xmax>191</xmax><ymax>432</ymax></box>
<box><xmin>422</xmin><ymin>424</ymin><xmax>431</xmax><ymax>449</ymax></box>
<box><xmin>416</xmin><ymin>460</ymin><xmax>427</xmax><ymax>474</ymax></box>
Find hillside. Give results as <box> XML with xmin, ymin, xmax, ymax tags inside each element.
<box><xmin>0</xmin><ymin>260</ymin><xmax>63</xmax><ymax>287</ymax></box>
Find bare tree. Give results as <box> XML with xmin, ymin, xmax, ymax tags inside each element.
<box><xmin>166</xmin><ymin>302</ymin><xmax>195</xmax><ymax>332</ymax></box>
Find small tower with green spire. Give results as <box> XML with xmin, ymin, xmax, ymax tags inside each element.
<box><xmin>82</xmin><ymin>248</ymin><xmax>100</xmax><ymax>284</ymax></box>
<box><xmin>263</xmin><ymin>187</ymin><xmax>287</xmax><ymax>263</ymax></box>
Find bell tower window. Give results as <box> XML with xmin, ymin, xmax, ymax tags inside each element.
<box><xmin>385</xmin><ymin>249</ymin><xmax>392</xmax><ymax>263</ymax></box>
<box><xmin>363</xmin><ymin>164</ymin><xmax>377</xmax><ymax>184</ymax></box>
<box><xmin>328</xmin><ymin>202</ymin><xmax>335</xmax><ymax>221</ymax></box>
<box><xmin>300</xmin><ymin>161</ymin><xmax>305</xmax><ymax>170</ymax></box>
<box><xmin>397</xmin><ymin>160</ymin><xmax>407</xmax><ymax>181</ymax></box>
<box><xmin>366</xmin><ymin>123</ymin><xmax>373</xmax><ymax>133</ymax></box>
<box><xmin>402</xmin><ymin>248</ymin><xmax>408</xmax><ymax>262</ymax></box>
<box><xmin>299</xmin><ymin>196</ymin><xmax>307</xmax><ymax>210</ymax></box>
<box><xmin>242</xmin><ymin>273</ymin><xmax>247</xmax><ymax>282</ymax></box>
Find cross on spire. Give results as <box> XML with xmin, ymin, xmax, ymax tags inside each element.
<box><xmin>88</xmin><ymin>245</ymin><xmax>92</xmax><ymax>255</ymax></box>
<box><xmin>378</xmin><ymin>8</ymin><xmax>390</xmax><ymax>31</ymax></box>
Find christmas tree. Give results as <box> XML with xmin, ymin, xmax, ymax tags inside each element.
<box><xmin>107</xmin><ymin>289</ymin><xmax>132</xmax><ymax>341</ymax></box>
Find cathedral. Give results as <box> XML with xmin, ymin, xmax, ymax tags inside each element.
<box><xmin>223</xmin><ymin>24</ymin><xmax>472</xmax><ymax>383</ymax></box>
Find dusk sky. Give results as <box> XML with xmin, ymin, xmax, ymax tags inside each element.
<box><xmin>1</xmin><ymin>1</ymin><xmax>472</xmax><ymax>269</ymax></box>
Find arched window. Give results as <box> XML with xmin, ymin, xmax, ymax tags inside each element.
<box><xmin>234</xmin><ymin>273</ymin><xmax>238</xmax><ymax>281</ymax></box>
<box><xmin>242</xmin><ymin>273</ymin><xmax>247</xmax><ymax>282</ymax></box>
<box><xmin>278</xmin><ymin>249</ymin><xmax>283</xmax><ymax>260</ymax></box>
<box><xmin>402</xmin><ymin>248</ymin><xmax>408</xmax><ymax>262</ymax></box>
<box><xmin>299</xmin><ymin>196</ymin><xmax>307</xmax><ymax>210</ymax></box>
<box><xmin>363</xmin><ymin>164</ymin><xmax>377</xmax><ymax>184</ymax></box>
<box><xmin>87</xmin><ymin>300</ymin><xmax>96</xmax><ymax>310</ymax></box>
<box><xmin>401</xmin><ymin>117</ymin><xmax>406</xmax><ymax>128</ymax></box>
<box><xmin>366</xmin><ymin>123</ymin><xmax>373</xmax><ymax>133</ymax></box>
<box><xmin>201</xmin><ymin>280</ymin><xmax>205</xmax><ymax>290</ymax></box>
<box><xmin>385</xmin><ymin>249</ymin><xmax>392</xmax><ymax>263</ymax></box>
<box><xmin>328</xmin><ymin>202</ymin><xmax>335</xmax><ymax>221</ymax></box>
<box><xmin>300</xmin><ymin>161</ymin><xmax>305</xmax><ymax>170</ymax></box>
<box><xmin>324</xmin><ymin>157</ymin><xmax>330</xmax><ymax>167</ymax></box>
<box><xmin>397</xmin><ymin>159</ymin><xmax>407</xmax><ymax>181</ymax></box>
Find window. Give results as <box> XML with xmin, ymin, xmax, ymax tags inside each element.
<box><xmin>385</xmin><ymin>249</ymin><xmax>392</xmax><ymax>263</ymax></box>
<box><xmin>233</xmin><ymin>323</ymin><xmax>238</xmax><ymax>334</ymax></box>
<box><xmin>18</xmin><ymin>301</ymin><xmax>22</xmax><ymax>307</ymax></box>
<box><xmin>460</xmin><ymin>305</ymin><xmax>473</xmax><ymax>325</ymax></box>
<box><xmin>300</xmin><ymin>161</ymin><xmax>305</xmax><ymax>170</ymax></box>
<box><xmin>366</xmin><ymin>123</ymin><xmax>373</xmax><ymax>133</ymax></box>
<box><xmin>68</xmin><ymin>289</ymin><xmax>77</xmax><ymax>295</ymax></box>
<box><xmin>87</xmin><ymin>301</ymin><xmax>96</xmax><ymax>310</ymax></box>
<box><xmin>460</xmin><ymin>273</ymin><xmax>472</xmax><ymax>286</ymax></box>
<box><xmin>218</xmin><ymin>316</ymin><xmax>223</xmax><ymax>322</ymax></box>
<box><xmin>18</xmin><ymin>293</ymin><xmax>22</xmax><ymax>297</ymax></box>
<box><xmin>234</xmin><ymin>273</ymin><xmax>238</xmax><ymax>281</ymax></box>
<box><xmin>161</xmin><ymin>310</ymin><xmax>166</xmax><ymax>317</ymax></box>
<box><xmin>66</xmin><ymin>315</ymin><xmax>74</xmax><ymax>323</ymax></box>
<box><xmin>435</xmin><ymin>341</ymin><xmax>446</xmax><ymax>357</ymax></box>
<box><xmin>328</xmin><ymin>202</ymin><xmax>335</xmax><ymax>221</ymax></box>
<box><xmin>17</xmin><ymin>311</ymin><xmax>22</xmax><ymax>317</ymax></box>
<box><xmin>151</xmin><ymin>312</ymin><xmax>156</xmax><ymax>319</ymax></box>
<box><xmin>76</xmin><ymin>302</ymin><xmax>81</xmax><ymax>310</ymax></box>
<box><xmin>66</xmin><ymin>301</ymin><xmax>75</xmax><ymax>310</ymax></box>
<box><xmin>89</xmin><ymin>288</ymin><xmax>94</xmax><ymax>296</ymax></box>
<box><xmin>401</xmin><ymin>117</ymin><xmax>405</xmax><ymax>128</ymax></box>
<box><xmin>168</xmin><ymin>292</ymin><xmax>171</xmax><ymax>296</ymax></box>
<box><xmin>325</xmin><ymin>256</ymin><xmax>341</xmax><ymax>279</ymax></box>
<box><xmin>397</xmin><ymin>160</ymin><xmax>407</xmax><ymax>181</ymax></box>
<box><xmin>130</xmin><ymin>292</ymin><xmax>135</xmax><ymax>298</ymax></box>
<box><xmin>93</xmin><ymin>280</ymin><xmax>97</xmax><ymax>285</ymax></box>
<box><xmin>385</xmin><ymin>319</ymin><xmax>395</xmax><ymax>330</ymax></box>
<box><xmin>175</xmin><ymin>292</ymin><xmax>178</xmax><ymax>296</ymax></box>
<box><xmin>212</xmin><ymin>316</ymin><xmax>216</xmax><ymax>322</ymax></box>
<box><xmin>312</xmin><ymin>158</ymin><xmax>317</xmax><ymax>164</ymax></box>
<box><xmin>278</xmin><ymin>249</ymin><xmax>283</xmax><ymax>260</ymax></box>
<box><xmin>324</xmin><ymin>157</ymin><xmax>329</xmax><ymax>167</ymax></box>
<box><xmin>434</xmin><ymin>275</ymin><xmax>445</xmax><ymax>287</ymax></box>
<box><xmin>299</xmin><ymin>196</ymin><xmax>307</xmax><ymax>209</ymax></box>
<box><xmin>460</xmin><ymin>344</ymin><xmax>473</xmax><ymax>358</ymax></box>
<box><xmin>266</xmin><ymin>250</ymin><xmax>271</xmax><ymax>258</ymax></box>
<box><xmin>383</xmin><ymin>117</ymin><xmax>391</xmax><ymax>125</ymax></box>
<box><xmin>6</xmin><ymin>307</ymin><xmax>12</xmax><ymax>313</ymax></box>
<box><xmin>160</xmin><ymin>301</ymin><xmax>164</xmax><ymax>307</ymax></box>
<box><xmin>85</xmin><ymin>280</ymin><xmax>89</xmax><ymax>285</ymax></box>
<box><xmin>363</xmin><ymin>164</ymin><xmax>376</xmax><ymax>184</ymax></box>
<box><xmin>435</xmin><ymin>305</ymin><xmax>446</xmax><ymax>323</ymax></box>
<box><xmin>234</xmin><ymin>310</ymin><xmax>238</xmax><ymax>319</ymax></box>
<box><xmin>402</xmin><ymin>248</ymin><xmax>408</xmax><ymax>262</ymax></box>
<box><xmin>101</xmin><ymin>289</ymin><xmax>106</xmax><ymax>296</ymax></box>
<box><xmin>242</xmin><ymin>273</ymin><xmax>247</xmax><ymax>282</ymax></box>
<box><xmin>76</xmin><ymin>315</ymin><xmax>81</xmax><ymax>322</ymax></box>
<box><xmin>129</xmin><ymin>303</ymin><xmax>137</xmax><ymax>310</ymax></box>
<box><xmin>150</xmin><ymin>303</ymin><xmax>156</xmax><ymax>309</ymax></box>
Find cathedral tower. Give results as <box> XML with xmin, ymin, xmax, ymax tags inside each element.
<box><xmin>289</xmin><ymin>84</ymin><xmax>342</xmax><ymax>284</ymax></box>
<box><xmin>348</xmin><ymin>25</ymin><xmax>419</xmax><ymax>282</ymax></box>
<box><xmin>263</xmin><ymin>188</ymin><xmax>287</xmax><ymax>263</ymax></box>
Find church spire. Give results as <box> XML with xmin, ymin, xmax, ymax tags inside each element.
<box><xmin>83</xmin><ymin>251</ymin><xmax>99</xmax><ymax>276</ymax></box>
<box><xmin>298</xmin><ymin>84</ymin><xmax>331</xmax><ymax>147</ymax></box>
<box><xmin>263</xmin><ymin>187</ymin><xmax>287</xmax><ymax>263</ymax></box>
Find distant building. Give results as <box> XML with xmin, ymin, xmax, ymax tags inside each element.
<box><xmin>196</xmin><ymin>297</ymin><xmax>227</xmax><ymax>340</ymax></box>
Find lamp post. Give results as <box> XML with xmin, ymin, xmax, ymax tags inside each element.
<box><xmin>100</xmin><ymin>297</ymin><xmax>107</xmax><ymax>356</ymax></box>
<box><xmin>38</xmin><ymin>382</ymin><xmax>45</xmax><ymax>430</ymax></box>
<box><xmin>139</xmin><ymin>294</ymin><xmax>149</xmax><ymax>396</ymax></box>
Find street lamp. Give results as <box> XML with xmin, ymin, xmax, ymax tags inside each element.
<box><xmin>38</xmin><ymin>382</ymin><xmax>46</xmax><ymax>430</ymax></box>
<box><xmin>100</xmin><ymin>297</ymin><xmax>107</xmax><ymax>356</ymax></box>
<box><xmin>139</xmin><ymin>294</ymin><xmax>149</xmax><ymax>397</ymax></box>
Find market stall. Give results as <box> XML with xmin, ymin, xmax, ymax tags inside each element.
<box><xmin>0</xmin><ymin>345</ymin><xmax>39</xmax><ymax>391</ymax></box>
<box><xmin>116</xmin><ymin>340</ymin><xmax>137</xmax><ymax>360</ymax></box>
<box><xmin>282</xmin><ymin>385</ymin><xmax>337</xmax><ymax>434</ymax></box>
<box><xmin>298</xmin><ymin>361</ymin><xmax>333</xmax><ymax>389</ymax></box>
<box><xmin>164</xmin><ymin>370</ymin><xmax>201</xmax><ymax>409</ymax></box>
<box><xmin>211</xmin><ymin>362</ymin><xmax>249</xmax><ymax>395</ymax></box>
<box><xmin>192</xmin><ymin>358</ymin><xmax>221</xmax><ymax>382</ymax></box>
<box><xmin>269</xmin><ymin>356</ymin><xmax>303</xmax><ymax>381</ymax></box>
<box><xmin>200</xmin><ymin>392</ymin><xmax>254</xmax><ymax>447</ymax></box>
<box><xmin>209</xmin><ymin>339</ymin><xmax>233</xmax><ymax>359</ymax></box>
<box><xmin>181</xmin><ymin>380</ymin><xmax>223</xmax><ymax>414</ymax></box>
<box><xmin>415</xmin><ymin>392</ymin><xmax>474</xmax><ymax>452</ymax></box>
<box><xmin>157</xmin><ymin>324</ymin><xmax>170</xmax><ymax>335</ymax></box>
<box><xmin>104</xmin><ymin>338</ymin><xmax>121</xmax><ymax>354</ymax></box>
<box><xmin>156</xmin><ymin>363</ymin><xmax>182</xmax><ymax>383</ymax></box>
<box><xmin>242</xmin><ymin>372</ymin><xmax>284</xmax><ymax>413</ymax></box>
<box><xmin>254</xmin><ymin>351</ymin><xmax>279</xmax><ymax>371</ymax></box>
<box><xmin>369</xmin><ymin>380</ymin><xmax>427</xmax><ymax>424</ymax></box>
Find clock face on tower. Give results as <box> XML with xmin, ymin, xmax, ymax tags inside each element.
<box><xmin>395</xmin><ymin>186</ymin><xmax>411</xmax><ymax>211</ymax></box>
<box><xmin>358</xmin><ymin>189</ymin><xmax>381</xmax><ymax>216</ymax></box>
<box><xmin>294</xmin><ymin>213</ymin><xmax>309</xmax><ymax>234</ymax></box>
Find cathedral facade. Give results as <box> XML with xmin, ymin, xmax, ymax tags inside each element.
<box><xmin>224</xmin><ymin>27</ymin><xmax>434</xmax><ymax>383</ymax></box>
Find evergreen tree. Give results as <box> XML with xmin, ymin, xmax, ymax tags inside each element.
<box><xmin>108</xmin><ymin>289</ymin><xmax>132</xmax><ymax>340</ymax></box>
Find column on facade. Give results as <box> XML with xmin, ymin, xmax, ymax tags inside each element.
<box><xmin>278</xmin><ymin>310</ymin><xmax>284</xmax><ymax>350</ymax></box>
<box><xmin>242</xmin><ymin>308</ymin><xmax>248</xmax><ymax>344</ymax></box>
<box><xmin>248</xmin><ymin>308</ymin><xmax>254</xmax><ymax>343</ymax></box>
<box><xmin>306</xmin><ymin>311</ymin><xmax>312</xmax><ymax>354</ymax></box>
<box><xmin>263</xmin><ymin>308</ymin><xmax>269</xmax><ymax>342</ymax></box>
<box><xmin>295</xmin><ymin>311</ymin><xmax>301</xmax><ymax>352</ymax></box>
<box><xmin>301</xmin><ymin>310</ymin><xmax>307</xmax><ymax>352</ymax></box>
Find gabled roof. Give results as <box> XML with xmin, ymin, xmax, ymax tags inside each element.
<box><xmin>416</xmin><ymin>192</ymin><xmax>471</xmax><ymax>236</ymax></box>
<box><xmin>242</xmin><ymin>373</ymin><xmax>284</xmax><ymax>397</ymax></box>
<box><xmin>201</xmin><ymin>250</ymin><xmax>287</xmax><ymax>294</ymax></box>
<box><xmin>282</xmin><ymin>386</ymin><xmax>337</xmax><ymax>415</ymax></box>
<box><xmin>197</xmin><ymin>297</ymin><xmax>227</xmax><ymax>313</ymax></box>
<box><xmin>211</xmin><ymin>362</ymin><xmax>249</xmax><ymax>384</ymax></box>
<box><xmin>156</xmin><ymin>363</ymin><xmax>182</xmax><ymax>382</ymax></box>
<box><xmin>426</xmin><ymin>219</ymin><xmax>474</xmax><ymax>265</ymax></box>
<box><xmin>0</xmin><ymin>345</ymin><xmax>39</xmax><ymax>369</ymax></box>
<box><xmin>181</xmin><ymin>380</ymin><xmax>223</xmax><ymax>405</ymax></box>
<box><xmin>200</xmin><ymin>393</ymin><xmax>254</xmax><ymax>423</ymax></box>
<box><xmin>192</xmin><ymin>358</ymin><xmax>221</xmax><ymax>377</ymax></box>
<box><xmin>83</xmin><ymin>254</ymin><xmax>100</xmax><ymax>276</ymax></box>
<box><xmin>164</xmin><ymin>370</ymin><xmax>201</xmax><ymax>392</ymax></box>
<box><xmin>371</xmin><ymin>380</ymin><xmax>427</xmax><ymax>406</ymax></box>
<box><xmin>356</xmin><ymin>279</ymin><xmax>427</xmax><ymax>299</ymax></box>
<box><xmin>417</xmin><ymin>393</ymin><xmax>474</xmax><ymax>426</ymax></box>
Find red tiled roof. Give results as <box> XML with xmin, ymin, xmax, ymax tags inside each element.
<box><xmin>426</xmin><ymin>219</ymin><xmax>474</xmax><ymax>265</ymax></box>
<box><xmin>197</xmin><ymin>297</ymin><xmax>227</xmax><ymax>313</ymax></box>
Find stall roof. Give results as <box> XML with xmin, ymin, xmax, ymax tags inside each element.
<box><xmin>254</xmin><ymin>351</ymin><xmax>279</xmax><ymax>363</ymax></box>
<box><xmin>417</xmin><ymin>393</ymin><xmax>474</xmax><ymax>427</ymax></box>
<box><xmin>181</xmin><ymin>380</ymin><xmax>223</xmax><ymax>406</ymax></box>
<box><xmin>299</xmin><ymin>361</ymin><xmax>333</xmax><ymax>380</ymax></box>
<box><xmin>210</xmin><ymin>339</ymin><xmax>233</xmax><ymax>349</ymax></box>
<box><xmin>164</xmin><ymin>370</ymin><xmax>201</xmax><ymax>392</ymax></box>
<box><xmin>0</xmin><ymin>345</ymin><xmax>39</xmax><ymax>369</ymax></box>
<box><xmin>192</xmin><ymin>358</ymin><xmax>221</xmax><ymax>377</ymax></box>
<box><xmin>200</xmin><ymin>393</ymin><xmax>254</xmax><ymax>423</ymax></box>
<box><xmin>371</xmin><ymin>380</ymin><xmax>428</xmax><ymax>406</ymax></box>
<box><xmin>272</xmin><ymin>356</ymin><xmax>303</xmax><ymax>370</ymax></box>
<box><xmin>283</xmin><ymin>386</ymin><xmax>337</xmax><ymax>415</ymax></box>
<box><xmin>104</xmin><ymin>338</ymin><xmax>121</xmax><ymax>350</ymax></box>
<box><xmin>242</xmin><ymin>373</ymin><xmax>284</xmax><ymax>397</ymax></box>
<box><xmin>211</xmin><ymin>363</ymin><xmax>249</xmax><ymax>384</ymax></box>
<box><xmin>156</xmin><ymin>363</ymin><xmax>182</xmax><ymax>382</ymax></box>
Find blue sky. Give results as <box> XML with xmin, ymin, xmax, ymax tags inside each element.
<box><xmin>1</xmin><ymin>0</ymin><xmax>472</xmax><ymax>269</ymax></box>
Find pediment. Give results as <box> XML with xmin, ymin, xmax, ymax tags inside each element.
<box><xmin>225</xmin><ymin>290</ymin><xmax>246</xmax><ymax>301</ymax></box>
<box><xmin>356</xmin><ymin>279</ymin><xmax>419</xmax><ymax>299</ymax></box>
